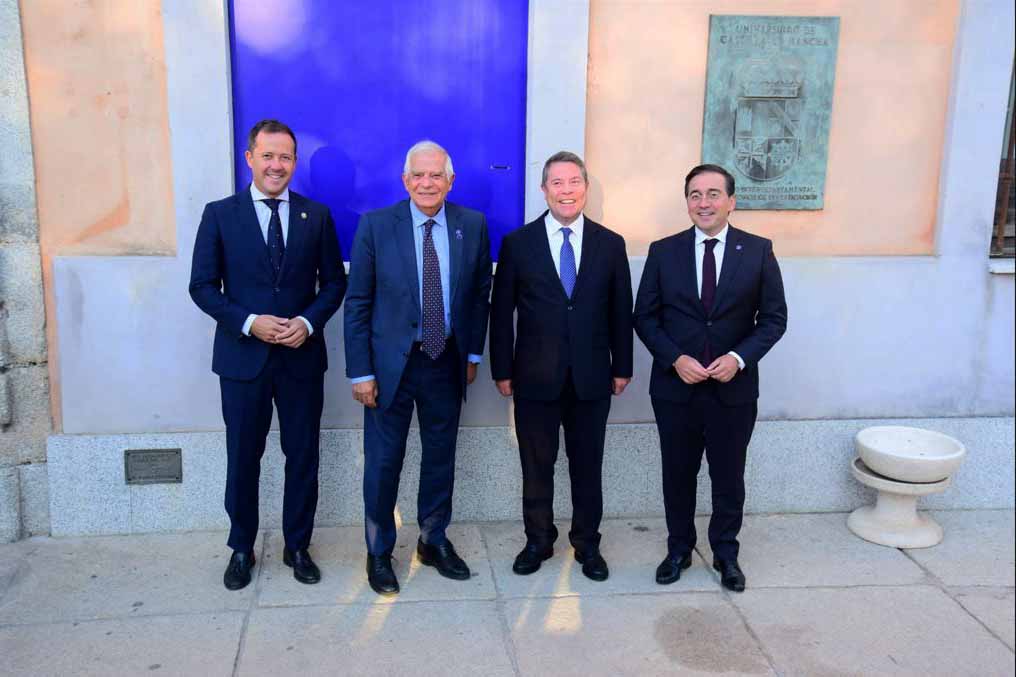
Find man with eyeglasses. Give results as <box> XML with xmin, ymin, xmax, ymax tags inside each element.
<box><xmin>634</xmin><ymin>164</ymin><xmax>787</xmax><ymax>592</ymax></box>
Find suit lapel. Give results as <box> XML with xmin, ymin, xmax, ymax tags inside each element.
<box><xmin>530</xmin><ymin>216</ymin><xmax>570</xmax><ymax>302</ymax></box>
<box><xmin>570</xmin><ymin>219</ymin><xmax>601</xmax><ymax>301</ymax></box>
<box><xmin>235</xmin><ymin>188</ymin><xmax>274</xmax><ymax>279</ymax></box>
<box><xmin>394</xmin><ymin>203</ymin><xmax>421</xmax><ymax>315</ymax></box>
<box><xmin>280</xmin><ymin>192</ymin><xmax>307</xmax><ymax>281</ymax></box>
<box><xmin>446</xmin><ymin>203</ymin><xmax>463</xmax><ymax>303</ymax></box>
<box><xmin>677</xmin><ymin>227</ymin><xmax>704</xmax><ymax>317</ymax></box>
<box><xmin>712</xmin><ymin>226</ymin><xmax>745</xmax><ymax>314</ymax></box>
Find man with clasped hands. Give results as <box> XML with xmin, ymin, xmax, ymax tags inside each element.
<box><xmin>634</xmin><ymin>164</ymin><xmax>786</xmax><ymax>592</ymax></box>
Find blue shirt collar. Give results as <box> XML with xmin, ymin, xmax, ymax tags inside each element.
<box><xmin>409</xmin><ymin>200</ymin><xmax>448</xmax><ymax>229</ymax></box>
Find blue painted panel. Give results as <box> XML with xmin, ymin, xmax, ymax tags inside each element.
<box><xmin>228</xmin><ymin>0</ymin><xmax>528</xmax><ymax>260</ymax></box>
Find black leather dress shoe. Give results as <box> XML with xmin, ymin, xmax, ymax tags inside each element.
<box><xmin>283</xmin><ymin>548</ymin><xmax>321</xmax><ymax>584</ymax></box>
<box><xmin>512</xmin><ymin>544</ymin><xmax>553</xmax><ymax>575</ymax></box>
<box><xmin>416</xmin><ymin>539</ymin><xmax>471</xmax><ymax>580</ymax></box>
<box><xmin>223</xmin><ymin>551</ymin><xmax>255</xmax><ymax>590</ymax></box>
<box><xmin>713</xmin><ymin>558</ymin><xmax>746</xmax><ymax>592</ymax></box>
<box><xmin>655</xmin><ymin>552</ymin><xmax>693</xmax><ymax>585</ymax></box>
<box><xmin>366</xmin><ymin>554</ymin><xmax>399</xmax><ymax>595</ymax></box>
<box><xmin>574</xmin><ymin>548</ymin><xmax>609</xmax><ymax>581</ymax></box>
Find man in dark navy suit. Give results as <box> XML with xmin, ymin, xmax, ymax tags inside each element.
<box><xmin>343</xmin><ymin>141</ymin><xmax>492</xmax><ymax>596</ymax></box>
<box><xmin>634</xmin><ymin>164</ymin><xmax>786</xmax><ymax>592</ymax></box>
<box><xmin>190</xmin><ymin>119</ymin><xmax>346</xmax><ymax>590</ymax></box>
<box><xmin>490</xmin><ymin>151</ymin><xmax>633</xmax><ymax>582</ymax></box>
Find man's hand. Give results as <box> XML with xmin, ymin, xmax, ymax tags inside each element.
<box><xmin>496</xmin><ymin>379</ymin><xmax>513</xmax><ymax>397</ymax></box>
<box><xmin>706</xmin><ymin>354</ymin><xmax>739</xmax><ymax>383</ymax></box>
<box><xmin>250</xmin><ymin>315</ymin><xmax>289</xmax><ymax>343</ymax></box>
<box><xmin>467</xmin><ymin>362</ymin><xmax>478</xmax><ymax>385</ymax></box>
<box><xmin>674</xmin><ymin>355</ymin><xmax>710</xmax><ymax>385</ymax></box>
<box><xmin>352</xmin><ymin>379</ymin><xmax>379</xmax><ymax>409</ymax></box>
<box><xmin>612</xmin><ymin>377</ymin><xmax>631</xmax><ymax>395</ymax></box>
<box><xmin>275</xmin><ymin>318</ymin><xmax>309</xmax><ymax>348</ymax></box>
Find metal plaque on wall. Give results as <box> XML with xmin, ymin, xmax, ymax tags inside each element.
<box><xmin>125</xmin><ymin>448</ymin><xmax>182</xmax><ymax>485</ymax></box>
<box><xmin>701</xmin><ymin>15</ymin><xmax>840</xmax><ymax>210</ymax></box>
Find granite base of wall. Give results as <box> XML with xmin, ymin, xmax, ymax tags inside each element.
<box><xmin>0</xmin><ymin>466</ymin><xmax>19</xmax><ymax>541</ymax></box>
<box><xmin>45</xmin><ymin>417</ymin><xmax>1015</xmax><ymax>537</ymax></box>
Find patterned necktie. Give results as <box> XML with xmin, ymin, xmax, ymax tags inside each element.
<box><xmin>261</xmin><ymin>198</ymin><xmax>285</xmax><ymax>278</ymax></box>
<box><xmin>560</xmin><ymin>227</ymin><xmax>577</xmax><ymax>298</ymax></box>
<box><xmin>701</xmin><ymin>238</ymin><xmax>718</xmax><ymax>364</ymax></box>
<box><xmin>421</xmin><ymin>219</ymin><xmax>445</xmax><ymax>360</ymax></box>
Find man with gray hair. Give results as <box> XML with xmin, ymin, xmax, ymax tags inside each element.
<box><xmin>344</xmin><ymin>140</ymin><xmax>492</xmax><ymax>595</ymax></box>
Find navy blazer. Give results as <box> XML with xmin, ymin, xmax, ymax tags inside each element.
<box><xmin>343</xmin><ymin>200</ymin><xmax>492</xmax><ymax>411</ymax></box>
<box><xmin>633</xmin><ymin>225</ymin><xmax>787</xmax><ymax>405</ymax></box>
<box><xmin>189</xmin><ymin>188</ymin><xmax>346</xmax><ymax>381</ymax></box>
<box><xmin>490</xmin><ymin>214</ymin><xmax>634</xmax><ymax>401</ymax></box>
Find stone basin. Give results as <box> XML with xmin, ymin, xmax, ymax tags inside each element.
<box><xmin>855</xmin><ymin>426</ymin><xmax>966</xmax><ymax>483</ymax></box>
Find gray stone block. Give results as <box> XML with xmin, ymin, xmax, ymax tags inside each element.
<box><xmin>18</xmin><ymin>462</ymin><xmax>48</xmax><ymax>536</ymax></box>
<box><xmin>694</xmin><ymin>513</ymin><xmax>927</xmax><ymax>587</ymax></box>
<box><xmin>240</xmin><ymin>603</ymin><xmax>514</xmax><ymax>677</ymax></box>
<box><xmin>0</xmin><ymin>371</ymin><xmax>10</xmax><ymax>425</ymax></box>
<box><xmin>0</xmin><ymin>364</ymin><xmax>50</xmax><ymax>464</ymax></box>
<box><xmin>732</xmin><ymin>586</ymin><xmax>1014</xmax><ymax>676</ymax></box>
<box><xmin>906</xmin><ymin>510</ymin><xmax>1015</xmax><ymax>587</ymax></box>
<box><xmin>505</xmin><ymin>592</ymin><xmax>772</xmax><ymax>676</ymax></box>
<box><xmin>0</xmin><ymin>244</ymin><xmax>46</xmax><ymax>362</ymax></box>
<box><xmin>0</xmin><ymin>432</ymin><xmax>44</xmax><ymax>467</ymax></box>
<box><xmin>43</xmin><ymin>417</ymin><xmax>1016</xmax><ymax>537</ymax></box>
<box><xmin>126</xmin><ymin>432</ymin><xmax>229</xmax><ymax>533</ymax></box>
<box><xmin>951</xmin><ymin>587</ymin><xmax>1016</xmax><ymax>651</ymax></box>
<box><xmin>0</xmin><ymin>193</ymin><xmax>40</xmax><ymax>244</ymax></box>
<box><xmin>0</xmin><ymin>530</ymin><xmax>255</xmax><ymax>625</ymax></box>
<box><xmin>0</xmin><ymin>612</ymin><xmax>246</xmax><ymax>677</ymax></box>
<box><xmin>0</xmin><ymin>465</ymin><xmax>18</xmax><ymax>542</ymax></box>
<box><xmin>47</xmin><ymin>434</ymin><xmax>130</xmax><ymax>536</ymax></box>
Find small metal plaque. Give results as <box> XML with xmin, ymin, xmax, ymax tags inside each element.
<box><xmin>702</xmin><ymin>15</ymin><xmax>841</xmax><ymax>210</ymax></box>
<box><xmin>125</xmin><ymin>448</ymin><xmax>183</xmax><ymax>485</ymax></box>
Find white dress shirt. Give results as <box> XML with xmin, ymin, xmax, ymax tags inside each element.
<box><xmin>242</xmin><ymin>183</ymin><xmax>313</xmax><ymax>337</ymax></box>
<box><xmin>545</xmin><ymin>212</ymin><xmax>584</xmax><ymax>275</ymax></box>
<box><xmin>693</xmin><ymin>224</ymin><xmax>744</xmax><ymax>370</ymax></box>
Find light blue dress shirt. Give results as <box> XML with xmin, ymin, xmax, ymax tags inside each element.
<box><xmin>349</xmin><ymin>201</ymin><xmax>481</xmax><ymax>385</ymax></box>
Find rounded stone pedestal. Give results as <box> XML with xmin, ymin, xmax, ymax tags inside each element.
<box><xmin>847</xmin><ymin>458</ymin><xmax>949</xmax><ymax>548</ymax></box>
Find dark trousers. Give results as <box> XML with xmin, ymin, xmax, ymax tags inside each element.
<box><xmin>362</xmin><ymin>339</ymin><xmax>462</xmax><ymax>556</ymax></box>
<box><xmin>513</xmin><ymin>374</ymin><xmax>611</xmax><ymax>553</ymax></box>
<box><xmin>220</xmin><ymin>348</ymin><xmax>323</xmax><ymax>554</ymax></box>
<box><xmin>651</xmin><ymin>383</ymin><xmax>757</xmax><ymax>561</ymax></box>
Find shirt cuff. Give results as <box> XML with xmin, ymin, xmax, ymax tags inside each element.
<box><xmin>467</xmin><ymin>354</ymin><xmax>482</xmax><ymax>364</ymax></box>
<box><xmin>728</xmin><ymin>351</ymin><xmax>745</xmax><ymax>370</ymax></box>
<box><xmin>242</xmin><ymin>314</ymin><xmax>257</xmax><ymax>336</ymax></box>
<box><xmin>296</xmin><ymin>316</ymin><xmax>314</xmax><ymax>335</ymax></box>
<box><xmin>350</xmin><ymin>375</ymin><xmax>376</xmax><ymax>384</ymax></box>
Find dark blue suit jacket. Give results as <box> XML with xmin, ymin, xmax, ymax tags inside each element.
<box><xmin>189</xmin><ymin>188</ymin><xmax>346</xmax><ymax>381</ymax></box>
<box><xmin>633</xmin><ymin>225</ymin><xmax>787</xmax><ymax>405</ymax></box>
<box><xmin>343</xmin><ymin>200</ymin><xmax>492</xmax><ymax>410</ymax></box>
<box><xmin>490</xmin><ymin>214</ymin><xmax>634</xmax><ymax>401</ymax></box>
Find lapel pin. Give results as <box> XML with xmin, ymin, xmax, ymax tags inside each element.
<box><xmin>455</xmin><ymin>229</ymin><xmax>463</xmax><ymax>240</ymax></box>
<box><xmin>301</xmin><ymin>212</ymin><xmax>307</xmax><ymax>219</ymax></box>
<box><xmin>736</xmin><ymin>244</ymin><xmax>742</xmax><ymax>250</ymax></box>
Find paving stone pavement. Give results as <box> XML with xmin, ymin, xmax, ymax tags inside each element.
<box><xmin>0</xmin><ymin>511</ymin><xmax>1012</xmax><ymax>676</ymax></box>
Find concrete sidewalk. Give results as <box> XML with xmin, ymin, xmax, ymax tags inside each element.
<box><xmin>1</xmin><ymin>510</ymin><xmax>1013</xmax><ymax>676</ymax></box>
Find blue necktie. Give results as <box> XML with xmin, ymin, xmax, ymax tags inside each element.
<box><xmin>560</xmin><ymin>227</ymin><xmax>576</xmax><ymax>298</ymax></box>
<box><xmin>421</xmin><ymin>219</ymin><xmax>445</xmax><ymax>359</ymax></box>
<box><xmin>261</xmin><ymin>198</ymin><xmax>285</xmax><ymax>279</ymax></box>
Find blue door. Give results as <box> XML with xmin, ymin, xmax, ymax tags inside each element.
<box><xmin>229</xmin><ymin>0</ymin><xmax>529</xmax><ymax>260</ymax></box>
